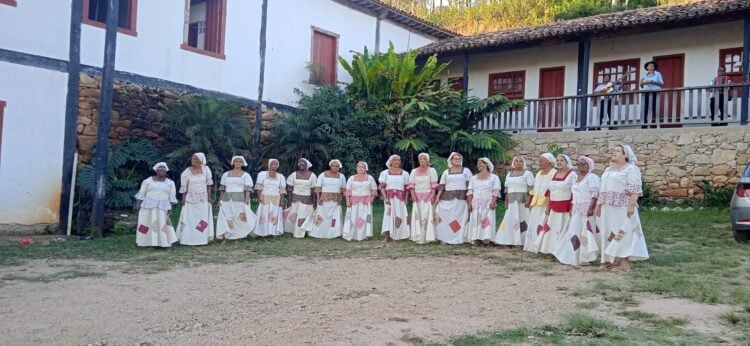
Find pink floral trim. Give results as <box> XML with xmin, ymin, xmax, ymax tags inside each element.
<box><xmin>413</xmin><ymin>191</ymin><xmax>433</xmax><ymax>203</ymax></box>
<box><xmin>572</xmin><ymin>202</ymin><xmax>592</xmax><ymax>216</ymax></box>
<box><xmin>430</xmin><ymin>182</ymin><xmax>439</xmax><ymax>189</ymax></box>
<box><xmin>378</xmin><ymin>183</ymin><xmax>386</xmax><ymax>189</ymax></box>
<box><xmin>386</xmin><ymin>190</ymin><xmax>407</xmax><ymax>201</ymax></box>
<box><xmin>471</xmin><ymin>197</ymin><xmax>494</xmax><ymax>209</ymax></box>
<box><xmin>343</xmin><ymin>189</ymin><xmax>352</xmax><ymax>197</ymax></box>
<box><xmin>597</xmin><ymin>191</ymin><xmax>630</xmax><ymax>206</ymax></box>
<box><xmin>184</xmin><ymin>191</ymin><xmax>209</xmax><ymax>203</ymax></box>
<box><xmin>625</xmin><ymin>184</ymin><xmax>643</xmax><ymax>195</ymax></box>
<box><xmin>405</xmin><ymin>183</ymin><xmax>415</xmax><ymax>190</ymax></box>
<box><xmin>350</xmin><ymin>195</ymin><xmax>373</xmax><ymax>205</ymax></box>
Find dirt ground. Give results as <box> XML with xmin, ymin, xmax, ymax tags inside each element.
<box><xmin>0</xmin><ymin>257</ymin><xmax>733</xmax><ymax>345</ymax></box>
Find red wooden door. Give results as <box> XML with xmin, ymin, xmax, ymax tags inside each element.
<box><xmin>312</xmin><ymin>31</ymin><xmax>338</xmax><ymax>85</ymax></box>
<box><xmin>654</xmin><ymin>54</ymin><xmax>684</xmax><ymax>127</ymax></box>
<box><xmin>538</xmin><ymin>67</ymin><xmax>565</xmax><ymax>132</ymax></box>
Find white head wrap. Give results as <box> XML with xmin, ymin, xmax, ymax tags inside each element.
<box><xmin>268</xmin><ymin>158</ymin><xmax>279</xmax><ymax>170</ymax></box>
<box><xmin>478</xmin><ymin>157</ymin><xmax>494</xmax><ymax>172</ymax></box>
<box><xmin>512</xmin><ymin>156</ymin><xmax>527</xmax><ymax>171</ymax></box>
<box><xmin>152</xmin><ymin>162</ymin><xmax>169</xmax><ymax>172</ymax></box>
<box><xmin>329</xmin><ymin>159</ymin><xmax>342</xmax><ymax>168</ymax></box>
<box><xmin>578</xmin><ymin>156</ymin><xmax>595</xmax><ymax>175</ymax></box>
<box><xmin>418</xmin><ymin>152</ymin><xmax>430</xmax><ymax>165</ymax></box>
<box><xmin>385</xmin><ymin>155</ymin><xmax>401</xmax><ymax>169</ymax></box>
<box><xmin>447</xmin><ymin>152</ymin><xmax>463</xmax><ymax>168</ymax></box>
<box><xmin>299</xmin><ymin>158</ymin><xmax>312</xmax><ymax>169</ymax></box>
<box><xmin>357</xmin><ymin>161</ymin><xmax>369</xmax><ymax>172</ymax></box>
<box><xmin>621</xmin><ymin>144</ymin><xmax>638</xmax><ymax>164</ymax></box>
<box><xmin>231</xmin><ymin>155</ymin><xmax>248</xmax><ymax>167</ymax></box>
<box><xmin>540</xmin><ymin>153</ymin><xmax>555</xmax><ymax>166</ymax></box>
<box><xmin>193</xmin><ymin>152</ymin><xmax>207</xmax><ymax>166</ymax></box>
<box><xmin>559</xmin><ymin>154</ymin><xmax>574</xmax><ymax>169</ymax></box>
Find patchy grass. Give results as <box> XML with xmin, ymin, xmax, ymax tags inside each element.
<box><xmin>0</xmin><ymin>270</ymin><xmax>106</xmax><ymax>283</ymax></box>
<box><xmin>617</xmin><ymin>310</ymin><xmax>688</xmax><ymax>328</ymax></box>
<box><xmin>447</xmin><ymin>313</ymin><xmax>720</xmax><ymax>345</ymax></box>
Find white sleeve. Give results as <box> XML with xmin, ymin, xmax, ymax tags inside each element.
<box><xmin>378</xmin><ymin>170</ymin><xmax>387</xmax><ymax>186</ymax></box>
<box><xmin>492</xmin><ymin>174</ymin><xmax>501</xmax><ymax>195</ymax></box>
<box><xmin>525</xmin><ymin>171</ymin><xmax>535</xmax><ymax>187</ymax></box>
<box><xmin>286</xmin><ymin>172</ymin><xmax>296</xmax><ymax>187</ymax></box>
<box><xmin>430</xmin><ymin>168</ymin><xmax>438</xmax><ymax>184</ymax></box>
<box><xmin>466</xmin><ymin>176</ymin><xmax>475</xmax><ymax>195</ymax></box>
<box><xmin>244</xmin><ymin>172</ymin><xmax>254</xmax><ymax>190</ymax></box>
<box><xmin>220</xmin><ymin>172</ymin><xmax>228</xmax><ymax>187</ymax></box>
<box><xmin>135</xmin><ymin>178</ymin><xmax>149</xmax><ymax>200</ymax></box>
<box><xmin>255</xmin><ymin>171</ymin><xmax>267</xmax><ymax>190</ymax></box>
<box><xmin>439</xmin><ymin>171</ymin><xmax>448</xmax><ymax>185</ymax></box>
<box><xmin>279</xmin><ymin>174</ymin><xmax>287</xmax><ymax>190</ymax></box>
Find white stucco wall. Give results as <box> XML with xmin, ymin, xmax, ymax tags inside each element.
<box><xmin>0</xmin><ymin>62</ymin><xmax>68</xmax><ymax>225</ymax></box>
<box><xmin>442</xmin><ymin>21</ymin><xmax>744</xmax><ymax>99</ymax></box>
<box><xmin>0</xmin><ymin>0</ymin><xmax>71</xmax><ymax>61</ymax></box>
<box><xmin>379</xmin><ymin>19</ymin><xmax>436</xmax><ymax>53</ymax></box>
<box><xmin>80</xmin><ymin>0</ymin><xmax>262</xmax><ymax>101</ymax></box>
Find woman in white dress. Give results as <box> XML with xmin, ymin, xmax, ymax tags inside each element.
<box><xmin>408</xmin><ymin>153</ymin><xmax>438</xmax><ymax>244</ymax></box>
<box><xmin>135</xmin><ymin>162</ymin><xmax>178</xmax><ymax>247</ymax></box>
<box><xmin>254</xmin><ymin>158</ymin><xmax>287</xmax><ymax>237</ymax></box>
<box><xmin>596</xmin><ymin>144</ymin><xmax>649</xmax><ymax>272</ymax></box>
<box><xmin>466</xmin><ymin>158</ymin><xmax>501</xmax><ymax>245</ymax></box>
<box><xmin>553</xmin><ymin>156</ymin><xmax>600</xmax><ymax>265</ymax></box>
<box><xmin>342</xmin><ymin>161</ymin><xmax>378</xmax><ymax>241</ymax></box>
<box><xmin>523</xmin><ymin>153</ymin><xmax>557</xmax><ymax>253</ymax></box>
<box><xmin>305</xmin><ymin>159</ymin><xmax>346</xmax><ymax>239</ymax></box>
<box><xmin>495</xmin><ymin>156</ymin><xmax>534</xmax><ymax>247</ymax></box>
<box><xmin>536</xmin><ymin>154</ymin><xmax>577</xmax><ymax>254</ymax></box>
<box><xmin>379</xmin><ymin>155</ymin><xmax>411</xmax><ymax>242</ymax></box>
<box><xmin>177</xmin><ymin>152</ymin><xmax>214</xmax><ymax>246</ymax></box>
<box><xmin>285</xmin><ymin>158</ymin><xmax>317</xmax><ymax>238</ymax></box>
<box><xmin>216</xmin><ymin>156</ymin><xmax>257</xmax><ymax>244</ymax></box>
<box><xmin>434</xmin><ymin>152</ymin><xmax>472</xmax><ymax>244</ymax></box>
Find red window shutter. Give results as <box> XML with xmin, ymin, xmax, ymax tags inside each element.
<box><xmin>204</xmin><ymin>0</ymin><xmax>226</xmax><ymax>54</ymax></box>
<box><xmin>720</xmin><ymin>47</ymin><xmax>743</xmax><ymax>84</ymax></box>
<box><xmin>312</xmin><ymin>30</ymin><xmax>337</xmax><ymax>85</ymax></box>
<box><xmin>488</xmin><ymin>71</ymin><xmax>525</xmax><ymax>99</ymax></box>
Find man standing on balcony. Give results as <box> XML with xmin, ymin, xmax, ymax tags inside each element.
<box><xmin>640</xmin><ymin>61</ymin><xmax>663</xmax><ymax>128</ymax></box>
<box><xmin>594</xmin><ymin>75</ymin><xmax>621</xmax><ymax>129</ymax></box>
<box><xmin>710</xmin><ymin>66</ymin><xmax>732</xmax><ymax>126</ymax></box>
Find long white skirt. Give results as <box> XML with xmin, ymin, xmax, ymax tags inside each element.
<box><xmin>176</xmin><ymin>201</ymin><xmax>214</xmax><ymax>246</ymax></box>
<box><xmin>216</xmin><ymin>201</ymin><xmax>257</xmax><ymax>240</ymax></box>
<box><xmin>523</xmin><ymin>206</ymin><xmax>547</xmax><ymax>252</ymax></box>
<box><xmin>342</xmin><ymin>203</ymin><xmax>373</xmax><ymax>241</ymax></box>
<box><xmin>494</xmin><ymin>202</ymin><xmax>528</xmax><ymax>245</ymax></box>
<box><xmin>303</xmin><ymin>201</ymin><xmax>343</xmax><ymax>239</ymax></box>
<box><xmin>136</xmin><ymin>207</ymin><xmax>177</xmax><ymax>247</ymax></box>
<box><xmin>553</xmin><ymin>213</ymin><xmax>599</xmax><ymax>265</ymax></box>
<box><xmin>467</xmin><ymin>207</ymin><xmax>496</xmax><ymax>241</ymax></box>
<box><xmin>254</xmin><ymin>201</ymin><xmax>284</xmax><ymax>237</ymax></box>
<box><xmin>602</xmin><ymin>205</ymin><xmax>649</xmax><ymax>261</ymax></box>
<box><xmin>434</xmin><ymin>199</ymin><xmax>468</xmax><ymax>244</ymax></box>
<box><xmin>284</xmin><ymin>201</ymin><xmax>314</xmax><ymax>238</ymax></box>
<box><xmin>410</xmin><ymin>200</ymin><xmax>436</xmax><ymax>244</ymax></box>
<box><xmin>382</xmin><ymin>198</ymin><xmax>410</xmax><ymax>240</ymax></box>
<box><xmin>535</xmin><ymin>211</ymin><xmax>570</xmax><ymax>254</ymax></box>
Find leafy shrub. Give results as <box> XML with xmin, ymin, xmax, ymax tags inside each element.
<box><xmin>639</xmin><ymin>179</ymin><xmax>661</xmax><ymax>208</ymax></box>
<box><xmin>698</xmin><ymin>180</ymin><xmax>733</xmax><ymax>208</ymax></box>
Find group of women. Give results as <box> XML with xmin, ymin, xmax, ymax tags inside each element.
<box><xmin>134</xmin><ymin>145</ymin><xmax>648</xmax><ymax>272</ymax></box>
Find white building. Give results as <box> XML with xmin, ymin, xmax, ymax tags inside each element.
<box><xmin>421</xmin><ymin>0</ymin><xmax>750</xmax><ymax>131</ymax></box>
<box><xmin>0</xmin><ymin>0</ymin><xmax>454</xmax><ymax>228</ymax></box>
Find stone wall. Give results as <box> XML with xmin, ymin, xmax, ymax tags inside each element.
<box><xmin>76</xmin><ymin>73</ymin><xmax>283</xmax><ymax>162</ymax></box>
<box><xmin>507</xmin><ymin>126</ymin><xmax>750</xmax><ymax>200</ymax></box>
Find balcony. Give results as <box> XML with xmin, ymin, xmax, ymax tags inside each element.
<box><xmin>478</xmin><ymin>84</ymin><xmax>750</xmax><ymax>132</ymax></box>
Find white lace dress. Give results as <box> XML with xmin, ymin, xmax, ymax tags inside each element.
<box><xmin>254</xmin><ymin>171</ymin><xmax>286</xmax><ymax>237</ymax></box>
<box><xmin>135</xmin><ymin>177</ymin><xmax>178</xmax><ymax>247</ymax></box>
<box><xmin>408</xmin><ymin>168</ymin><xmax>438</xmax><ymax>244</ymax></box>
<box><xmin>599</xmin><ymin>164</ymin><xmax>649</xmax><ymax>262</ymax></box>
<box><xmin>285</xmin><ymin>172</ymin><xmax>317</xmax><ymax>238</ymax></box>
<box><xmin>216</xmin><ymin>172</ymin><xmax>257</xmax><ymax>240</ymax></box>
<box><xmin>379</xmin><ymin>169</ymin><xmax>411</xmax><ymax>240</ymax></box>
<box><xmin>176</xmin><ymin>167</ymin><xmax>214</xmax><ymax>246</ymax></box>
<box><xmin>466</xmin><ymin>174</ymin><xmax>501</xmax><ymax>242</ymax></box>
<box><xmin>553</xmin><ymin>173</ymin><xmax>601</xmax><ymax>265</ymax></box>
<box><xmin>304</xmin><ymin>173</ymin><xmax>346</xmax><ymax>239</ymax></box>
<box><xmin>342</xmin><ymin>175</ymin><xmax>378</xmax><ymax>241</ymax></box>
<box><xmin>434</xmin><ymin>168</ymin><xmax>472</xmax><ymax>244</ymax></box>
<box><xmin>495</xmin><ymin>170</ymin><xmax>534</xmax><ymax>245</ymax></box>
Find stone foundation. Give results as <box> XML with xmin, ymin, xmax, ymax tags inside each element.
<box><xmin>76</xmin><ymin>74</ymin><xmax>283</xmax><ymax>162</ymax></box>
<box><xmin>507</xmin><ymin>126</ymin><xmax>750</xmax><ymax>200</ymax></box>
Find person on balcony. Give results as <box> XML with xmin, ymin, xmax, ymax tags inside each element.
<box><xmin>304</xmin><ymin>159</ymin><xmax>346</xmax><ymax>239</ymax></box>
<box><xmin>434</xmin><ymin>152</ymin><xmax>472</xmax><ymax>245</ymax></box>
<box><xmin>640</xmin><ymin>61</ymin><xmax>663</xmax><ymax>128</ymax></box>
<box><xmin>176</xmin><ymin>152</ymin><xmax>214</xmax><ymax>246</ymax></box>
<box><xmin>215</xmin><ymin>156</ymin><xmax>257</xmax><ymax>244</ymax></box>
<box><xmin>134</xmin><ymin>162</ymin><xmax>178</xmax><ymax>248</ymax></box>
<box><xmin>379</xmin><ymin>155</ymin><xmax>411</xmax><ymax>243</ymax></box>
<box><xmin>407</xmin><ymin>153</ymin><xmax>438</xmax><ymax>244</ymax></box>
<box><xmin>595</xmin><ymin>145</ymin><xmax>649</xmax><ymax>272</ymax></box>
<box><xmin>285</xmin><ymin>158</ymin><xmax>317</xmax><ymax>238</ymax></box>
<box><xmin>710</xmin><ymin>66</ymin><xmax>732</xmax><ymax>126</ymax></box>
<box><xmin>535</xmin><ymin>154</ymin><xmax>577</xmax><ymax>255</ymax></box>
<box><xmin>594</xmin><ymin>75</ymin><xmax>621</xmax><ymax>129</ymax></box>
<box><xmin>553</xmin><ymin>156</ymin><xmax>600</xmax><ymax>266</ymax></box>
<box><xmin>466</xmin><ymin>158</ymin><xmax>501</xmax><ymax>246</ymax></box>
<box><xmin>495</xmin><ymin>156</ymin><xmax>534</xmax><ymax>247</ymax></box>
<box><xmin>254</xmin><ymin>159</ymin><xmax>286</xmax><ymax>237</ymax></box>
<box><xmin>523</xmin><ymin>153</ymin><xmax>557</xmax><ymax>253</ymax></box>
<box><xmin>342</xmin><ymin>161</ymin><xmax>378</xmax><ymax>241</ymax></box>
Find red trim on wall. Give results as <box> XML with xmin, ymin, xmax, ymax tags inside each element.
<box><xmin>82</xmin><ymin>0</ymin><xmax>138</xmax><ymax>37</ymax></box>
<box><xmin>182</xmin><ymin>0</ymin><xmax>227</xmax><ymax>59</ymax></box>
<box><xmin>0</xmin><ymin>0</ymin><xmax>17</xmax><ymax>7</ymax></box>
<box><xmin>180</xmin><ymin>43</ymin><xmax>226</xmax><ymax>60</ymax></box>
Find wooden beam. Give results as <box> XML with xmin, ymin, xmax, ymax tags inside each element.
<box><xmin>742</xmin><ymin>14</ymin><xmax>749</xmax><ymax>125</ymax></box>
<box><xmin>577</xmin><ymin>35</ymin><xmax>591</xmax><ymax>131</ymax></box>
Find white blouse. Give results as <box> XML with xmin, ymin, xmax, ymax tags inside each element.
<box><xmin>378</xmin><ymin>170</ymin><xmax>409</xmax><ymax>190</ymax></box>
<box><xmin>439</xmin><ymin>168</ymin><xmax>473</xmax><ymax>191</ymax></box>
<box><xmin>287</xmin><ymin>172</ymin><xmax>317</xmax><ymax>196</ymax></box>
<box><xmin>345</xmin><ymin>175</ymin><xmax>378</xmax><ymax>197</ymax></box>
<box><xmin>220</xmin><ymin>171</ymin><xmax>253</xmax><ymax>193</ymax></box>
<box><xmin>504</xmin><ymin>170</ymin><xmax>534</xmax><ymax>193</ymax></box>
<box><xmin>316</xmin><ymin>173</ymin><xmax>347</xmax><ymax>193</ymax></box>
<box><xmin>256</xmin><ymin>171</ymin><xmax>286</xmax><ymax>196</ymax></box>
<box><xmin>408</xmin><ymin>168</ymin><xmax>439</xmax><ymax>193</ymax></box>
<box><xmin>572</xmin><ymin>173</ymin><xmax>601</xmax><ymax>215</ymax></box>
<box><xmin>135</xmin><ymin>177</ymin><xmax>178</xmax><ymax>211</ymax></box>
<box><xmin>467</xmin><ymin>174</ymin><xmax>501</xmax><ymax>206</ymax></box>
<box><xmin>179</xmin><ymin>167</ymin><xmax>213</xmax><ymax>203</ymax></box>
<box><xmin>548</xmin><ymin>171</ymin><xmax>577</xmax><ymax>202</ymax></box>
<box><xmin>598</xmin><ymin>164</ymin><xmax>643</xmax><ymax>207</ymax></box>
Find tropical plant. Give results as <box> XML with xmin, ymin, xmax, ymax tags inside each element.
<box><xmin>698</xmin><ymin>180</ymin><xmax>732</xmax><ymax>208</ymax></box>
<box><xmin>161</xmin><ymin>96</ymin><xmax>252</xmax><ymax>177</ymax></box>
<box><xmin>76</xmin><ymin>138</ymin><xmax>162</xmax><ymax>210</ymax></box>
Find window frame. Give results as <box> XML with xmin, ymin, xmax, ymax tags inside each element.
<box><xmin>82</xmin><ymin>0</ymin><xmax>138</xmax><ymax>37</ymax></box>
<box><xmin>488</xmin><ymin>70</ymin><xmax>525</xmax><ymax>99</ymax></box>
<box><xmin>309</xmin><ymin>26</ymin><xmax>339</xmax><ymax>86</ymax></box>
<box><xmin>0</xmin><ymin>0</ymin><xmax>17</xmax><ymax>7</ymax></box>
<box><xmin>592</xmin><ymin>58</ymin><xmax>640</xmax><ymax>104</ymax></box>
<box><xmin>719</xmin><ymin>47</ymin><xmax>743</xmax><ymax>83</ymax></box>
<box><xmin>180</xmin><ymin>0</ymin><xmax>227</xmax><ymax>60</ymax></box>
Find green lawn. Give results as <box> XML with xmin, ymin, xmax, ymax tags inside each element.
<box><xmin>2</xmin><ymin>207</ymin><xmax>749</xmax><ymax>343</ymax></box>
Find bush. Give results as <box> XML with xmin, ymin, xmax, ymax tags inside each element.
<box><xmin>698</xmin><ymin>180</ymin><xmax>733</xmax><ymax>208</ymax></box>
<box><xmin>639</xmin><ymin>179</ymin><xmax>661</xmax><ymax>208</ymax></box>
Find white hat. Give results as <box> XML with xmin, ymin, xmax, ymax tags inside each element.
<box><xmin>385</xmin><ymin>155</ymin><xmax>401</xmax><ymax>168</ymax></box>
<box><xmin>329</xmin><ymin>159</ymin><xmax>342</xmax><ymax>168</ymax></box>
<box><xmin>621</xmin><ymin>144</ymin><xmax>638</xmax><ymax>164</ymax></box>
<box><xmin>231</xmin><ymin>155</ymin><xmax>248</xmax><ymax>167</ymax></box>
<box><xmin>447</xmin><ymin>152</ymin><xmax>463</xmax><ymax>167</ymax></box>
<box><xmin>478</xmin><ymin>157</ymin><xmax>494</xmax><ymax>172</ymax></box>
<box><xmin>300</xmin><ymin>158</ymin><xmax>313</xmax><ymax>169</ymax></box>
<box><xmin>512</xmin><ymin>155</ymin><xmax>527</xmax><ymax>170</ymax></box>
<box><xmin>559</xmin><ymin>154</ymin><xmax>574</xmax><ymax>169</ymax></box>
<box><xmin>152</xmin><ymin>162</ymin><xmax>169</xmax><ymax>172</ymax></box>
<box><xmin>193</xmin><ymin>152</ymin><xmax>207</xmax><ymax>166</ymax></box>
